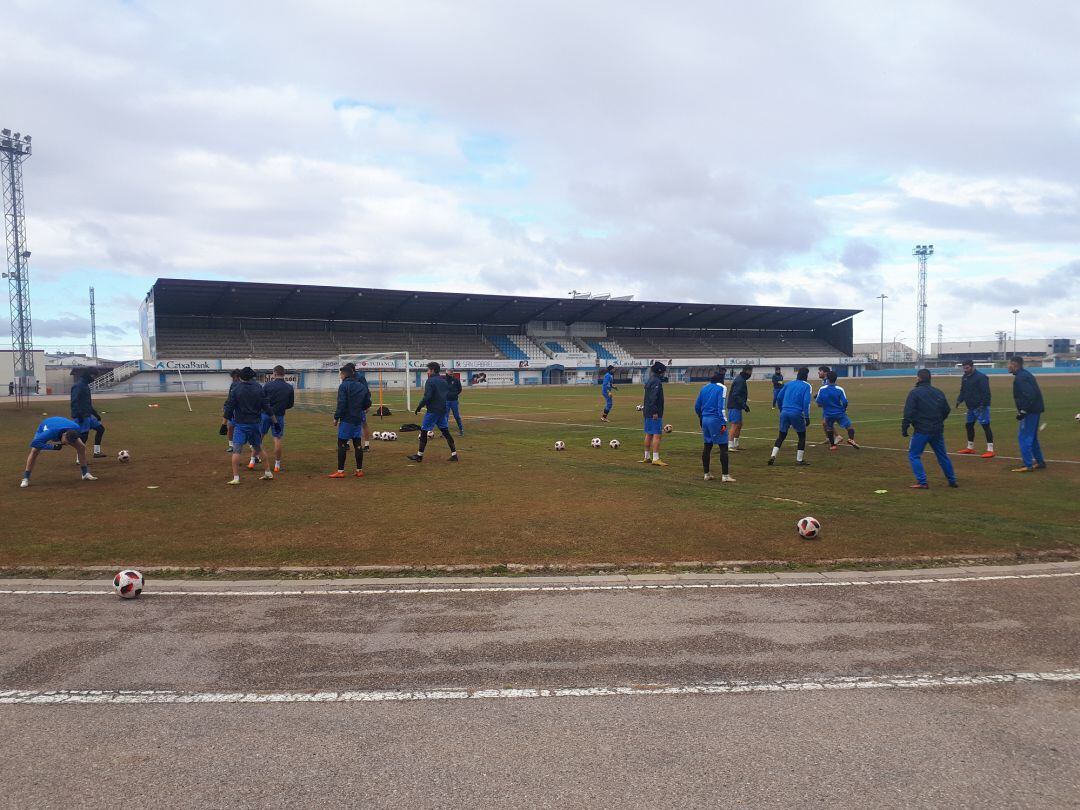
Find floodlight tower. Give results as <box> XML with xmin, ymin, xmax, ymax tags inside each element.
<box><xmin>1</xmin><ymin>128</ymin><xmax>34</xmax><ymax>407</ymax></box>
<box><xmin>936</xmin><ymin>323</ymin><xmax>943</xmax><ymax>358</ymax></box>
<box><xmin>912</xmin><ymin>244</ymin><xmax>933</xmax><ymax>367</ymax></box>
<box><xmin>89</xmin><ymin>286</ymin><xmax>98</xmax><ymax>362</ymax></box>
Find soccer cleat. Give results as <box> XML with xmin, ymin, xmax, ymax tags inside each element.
<box><xmin>957</xmin><ymin>448</ymin><xmax>976</xmax><ymax>455</ymax></box>
<box><xmin>1011</xmin><ymin>466</ymin><xmax>1034</xmax><ymax>473</ymax></box>
<box><xmin>252</xmin><ymin>456</ymin><xmax>261</xmax><ymax>464</ymax></box>
<box><xmin>19</xmin><ymin>478</ymin><xmax>29</xmax><ymax>488</ymax></box>
<box><xmin>407</xmin><ymin>454</ymin><xmax>424</xmax><ymax>462</ymax></box>
<box><xmin>651</xmin><ymin>459</ymin><xmax>668</xmax><ymax>467</ymax></box>
<box><xmin>1035</xmin><ymin>462</ymin><xmax>1047</xmax><ymax>470</ymax></box>
<box><xmin>261</xmin><ymin>471</ymin><xmax>274</xmax><ymax>480</ymax></box>
<box><xmin>847</xmin><ymin>439</ymin><xmax>860</xmax><ymax>449</ymax></box>
<box><xmin>227</xmin><ymin>477</ymin><xmax>241</xmax><ymax>486</ymax></box>
<box><xmin>274</xmin><ymin>465</ymin><xmax>282</xmax><ymax>473</ymax></box>
<box><xmin>638</xmin><ymin>458</ymin><xmax>651</xmax><ymax>464</ymax></box>
<box><xmin>328</xmin><ymin>471</ymin><xmax>346</xmax><ymax>478</ymax></box>
<box><xmin>247</xmin><ymin>459</ymin><xmax>256</xmax><ymax>470</ymax></box>
<box><xmin>703</xmin><ymin>473</ymin><xmax>714</xmax><ymax>481</ymax></box>
<box><xmin>948</xmin><ymin>481</ymin><xmax>959</xmax><ymax>488</ymax></box>
<box><xmin>93</xmin><ymin>452</ymin><xmax>107</xmax><ymax>459</ymax></box>
<box><xmin>600</xmin><ymin>415</ymin><xmax>608</xmax><ymax>422</ymax></box>
<box><xmin>980</xmin><ymin>451</ymin><xmax>995</xmax><ymax>459</ymax></box>
<box><xmin>459</xmin><ymin>430</ymin><xmax>465</xmax><ymax>437</ymax></box>
<box><xmin>909</xmin><ymin>483</ymin><xmax>929</xmax><ymax>489</ymax></box>
<box><xmin>829</xmin><ymin>445</ymin><xmax>838</xmax><ymax>452</ymax></box>
<box><xmin>448</xmin><ymin>455</ymin><xmax>459</xmax><ymax>462</ymax></box>
<box><xmin>767</xmin><ymin>456</ymin><xmax>775</xmax><ymax>465</ymax></box>
<box><xmin>796</xmin><ymin>460</ymin><xmax>810</xmax><ymax>466</ymax></box>
<box><xmin>81</xmin><ymin>473</ymin><xmax>98</xmax><ymax>481</ymax></box>
<box><xmin>722</xmin><ymin>474</ymin><xmax>736</xmax><ymax>482</ymax></box>
<box><xmin>354</xmin><ymin>470</ymin><xmax>365</xmax><ymax>477</ymax></box>
<box><xmin>225</xmin><ymin>445</ymin><xmax>232</xmax><ymax>453</ymax></box>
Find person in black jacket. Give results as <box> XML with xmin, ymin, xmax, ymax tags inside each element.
<box><xmin>445</xmin><ymin>371</ymin><xmax>465</xmax><ymax>436</ymax></box>
<box><xmin>1009</xmin><ymin>356</ymin><xmax>1046</xmax><ymax>472</ymax></box>
<box><xmin>902</xmin><ymin>369</ymin><xmax>957</xmax><ymax>489</ymax></box>
<box><xmin>330</xmin><ymin>362</ymin><xmax>371</xmax><ymax>478</ymax></box>
<box><xmin>70</xmin><ymin>367</ymin><xmax>107</xmax><ymax>458</ymax></box>
<box><xmin>224</xmin><ymin>367</ymin><xmax>275</xmax><ymax>484</ymax></box>
<box><xmin>409</xmin><ymin>362</ymin><xmax>459</xmax><ymax>463</ymax></box>
<box><xmin>770</xmin><ymin>367</ymin><xmax>784</xmax><ymax>409</ymax></box>
<box><xmin>726</xmin><ymin>365</ymin><xmax>752</xmax><ymax>451</ymax></box>
<box><xmin>956</xmin><ymin>360</ymin><xmax>994</xmax><ymax>458</ymax></box>
<box><xmin>258</xmin><ymin>365</ymin><xmax>294</xmax><ymax>473</ymax></box>
<box><xmin>218</xmin><ymin>368</ymin><xmax>242</xmax><ymax>452</ymax></box>
<box><xmin>640</xmin><ymin>361</ymin><xmax>667</xmax><ymax>466</ymax></box>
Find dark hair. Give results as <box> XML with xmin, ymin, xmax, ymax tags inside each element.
<box><xmin>607</xmin><ymin>365</ymin><xmax>615</xmax><ymax>371</ymax></box>
<box><xmin>741</xmin><ymin>365</ymin><xmax>753</xmax><ymax>375</ymax></box>
<box><xmin>774</xmin><ymin>366</ymin><xmax>781</xmax><ymax>372</ymax></box>
<box><xmin>339</xmin><ymin>363</ymin><xmax>354</xmax><ymax>375</ymax></box>
<box><xmin>240</xmin><ymin>366</ymin><xmax>256</xmax><ymax>380</ymax></box>
<box><xmin>961</xmin><ymin>359</ymin><xmax>974</xmax><ymax>367</ymax></box>
<box><xmin>710</xmin><ymin>369</ymin><xmax>725</xmax><ymax>383</ymax></box>
<box><xmin>826</xmin><ymin>370</ymin><xmax>838</xmax><ymax>384</ymax></box>
<box><xmin>796</xmin><ymin>366</ymin><xmax>810</xmax><ymax>380</ymax></box>
<box><xmin>273</xmin><ymin>365</ymin><xmax>285</xmax><ymax>375</ymax></box>
<box><xmin>427</xmin><ymin>361</ymin><xmax>441</xmax><ymax>373</ymax></box>
<box><xmin>917</xmin><ymin>368</ymin><xmax>932</xmax><ymax>383</ymax></box>
<box><xmin>651</xmin><ymin>361</ymin><xmax>666</xmax><ymax>375</ymax></box>
<box><xmin>818</xmin><ymin>365</ymin><xmax>831</xmax><ymax>373</ymax></box>
<box><xmin>1009</xmin><ymin>355</ymin><xmax>1024</xmax><ymax>367</ymax></box>
<box><xmin>230</xmin><ymin>368</ymin><xmax>241</xmax><ymax>379</ymax></box>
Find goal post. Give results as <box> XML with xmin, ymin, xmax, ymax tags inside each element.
<box><xmin>294</xmin><ymin>351</ymin><xmax>412</xmax><ymax>416</ymax></box>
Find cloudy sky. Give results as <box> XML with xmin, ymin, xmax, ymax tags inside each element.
<box><xmin>4</xmin><ymin>0</ymin><xmax>1079</xmax><ymax>358</ymax></box>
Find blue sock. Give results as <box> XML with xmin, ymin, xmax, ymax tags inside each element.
<box><xmin>23</xmin><ymin>471</ymin><xmax>30</xmax><ymax>480</ymax></box>
<box><xmin>80</xmin><ymin>465</ymin><xmax>88</xmax><ymax>476</ymax></box>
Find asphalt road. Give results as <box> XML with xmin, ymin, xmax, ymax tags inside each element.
<box><xmin>2</xmin><ymin>568</ymin><xmax>1079</xmax><ymax>808</ymax></box>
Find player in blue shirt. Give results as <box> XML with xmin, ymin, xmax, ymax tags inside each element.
<box><xmin>694</xmin><ymin>370</ymin><xmax>735</xmax><ymax>482</ymax></box>
<box><xmin>223</xmin><ymin>367</ymin><xmax>275</xmax><ymax>485</ymax></box>
<box><xmin>256</xmin><ymin>365</ymin><xmax>295</xmax><ymax>473</ymax></box>
<box><xmin>1009</xmin><ymin>355</ymin><xmax>1046</xmax><ymax>472</ymax></box>
<box><xmin>769</xmin><ymin>366</ymin><xmax>812</xmax><ymax>466</ymax></box>
<box><xmin>641</xmin><ymin>361</ymin><xmax>667</xmax><ymax>466</ymax></box>
<box><xmin>409</xmin><ymin>362</ymin><xmax>460</xmax><ymax>463</ymax></box>
<box><xmin>21</xmin><ymin>416</ymin><xmax>97</xmax><ymax>487</ymax></box>
<box><xmin>218</xmin><ymin>368</ymin><xmax>242</xmax><ymax>452</ymax></box>
<box><xmin>815</xmin><ymin>371</ymin><xmax>859</xmax><ymax>451</ymax></box>
<box><xmin>600</xmin><ymin>365</ymin><xmax>617</xmax><ymax>422</ymax></box>
<box><xmin>329</xmin><ymin>362</ymin><xmax>371</xmax><ymax>477</ymax></box>
<box><xmin>70</xmin><ymin>367</ymin><xmax>107</xmax><ymax>458</ymax></box>
<box><xmin>770</xmin><ymin>367</ymin><xmax>784</xmax><ymax>409</ymax></box>
<box><xmin>956</xmin><ymin>359</ymin><xmax>994</xmax><ymax>458</ymax></box>
<box><xmin>445</xmin><ymin>372</ymin><xmax>465</xmax><ymax>436</ymax></box>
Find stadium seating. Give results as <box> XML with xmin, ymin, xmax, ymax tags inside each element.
<box><xmin>608</xmin><ymin>332</ymin><xmax>839</xmax><ymax>359</ymax></box>
<box><xmin>544</xmin><ymin>341</ymin><xmax>567</xmax><ymax>353</ymax></box>
<box><xmin>486</xmin><ymin>335</ymin><xmax>528</xmax><ymax>361</ymax></box>
<box><xmin>155</xmin><ymin>328</ymin><xmax>255</xmax><ymax>358</ymax></box>
<box><xmin>489</xmin><ymin>335</ymin><xmax>548</xmax><ymax>363</ymax></box>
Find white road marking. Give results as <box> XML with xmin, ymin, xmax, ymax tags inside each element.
<box><xmin>0</xmin><ymin>571</ymin><xmax>1076</xmax><ymax>598</ymax></box>
<box><xmin>2</xmin><ymin>669</ymin><xmax>1077</xmax><ymax>706</ymax></box>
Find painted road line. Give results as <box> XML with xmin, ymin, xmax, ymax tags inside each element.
<box><xmin>2</xmin><ymin>669</ymin><xmax>1077</xmax><ymax>706</ymax></box>
<box><xmin>1</xmin><ymin>571</ymin><xmax>1077</xmax><ymax>598</ymax></box>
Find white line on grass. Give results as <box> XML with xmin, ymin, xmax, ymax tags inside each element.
<box><xmin>1</xmin><ymin>571</ymin><xmax>1077</xmax><ymax>598</ymax></box>
<box><xmin>2</xmin><ymin>669</ymin><xmax>1077</xmax><ymax>706</ymax></box>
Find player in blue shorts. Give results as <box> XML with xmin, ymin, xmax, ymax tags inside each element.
<box><xmin>815</xmin><ymin>370</ymin><xmax>859</xmax><ymax>451</ymax></box>
<box><xmin>770</xmin><ymin>367</ymin><xmax>784</xmax><ymax>409</ymax></box>
<box><xmin>694</xmin><ymin>369</ymin><xmax>735</xmax><ymax>482</ymax></box>
<box><xmin>769</xmin><ymin>366</ymin><xmax>812</xmax><ymax>466</ymax></box>
<box><xmin>224</xmin><ymin>367</ymin><xmax>275</xmax><ymax>485</ymax></box>
<box><xmin>409</xmin><ymin>361</ymin><xmax>459</xmax><ymax>463</ymax></box>
<box><xmin>956</xmin><ymin>359</ymin><xmax>994</xmax><ymax>458</ymax></box>
<box><xmin>255</xmin><ymin>365</ymin><xmax>294</xmax><ymax>473</ymax></box>
<box><xmin>330</xmin><ymin>362</ymin><xmax>371</xmax><ymax>478</ymax></box>
<box><xmin>21</xmin><ymin>416</ymin><xmax>97</xmax><ymax>487</ymax></box>
<box><xmin>218</xmin><ymin>368</ymin><xmax>242</xmax><ymax>452</ymax></box>
<box><xmin>726</xmin><ymin>365</ymin><xmax>752</xmax><ymax>450</ymax></box>
<box><xmin>600</xmin><ymin>365</ymin><xmax>617</xmax><ymax>422</ymax></box>
<box><xmin>70</xmin><ymin>367</ymin><xmax>107</xmax><ymax>458</ymax></box>
<box><xmin>445</xmin><ymin>371</ymin><xmax>465</xmax><ymax>436</ymax></box>
<box><xmin>641</xmin><ymin>361</ymin><xmax>667</xmax><ymax>466</ymax></box>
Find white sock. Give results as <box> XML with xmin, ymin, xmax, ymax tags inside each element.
<box><xmin>771</xmin><ymin>446</ymin><xmax>779</xmax><ymax>459</ymax></box>
<box><xmin>364</xmin><ymin>442</ymin><xmax>370</xmax><ymax>449</ymax></box>
<box><xmin>230</xmin><ymin>475</ymin><xmax>240</xmax><ymax>483</ymax></box>
<box><xmin>987</xmin><ymin>443</ymin><xmax>994</xmax><ymax>452</ymax></box>
<box><xmin>966</xmin><ymin>441</ymin><xmax>974</xmax><ymax>450</ymax></box>
<box><xmin>644</xmin><ymin>451</ymin><xmax>650</xmax><ymax>460</ymax></box>
<box><xmin>652</xmin><ymin>452</ymin><xmax>659</xmax><ymax>461</ymax></box>
<box><xmin>732</xmin><ymin>438</ymin><xmax>739</xmax><ymax>449</ymax></box>
<box><xmin>797</xmin><ymin>449</ymin><xmax>805</xmax><ymax>462</ymax></box>
<box><xmin>93</xmin><ymin>444</ymin><xmax>101</xmax><ymax>453</ymax></box>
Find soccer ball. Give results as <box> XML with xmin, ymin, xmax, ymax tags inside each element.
<box><xmin>635</xmin><ymin>404</ymin><xmax>644</xmax><ymax>411</ymax></box>
<box><xmin>427</xmin><ymin>430</ymin><xmax>435</xmax><ymax>438</ymax></box>
<box><xmin>609</xmin><ymin>439</ymin><xmax>620</xmax><ymax>449</ymax></box>
<box><xmin>554</xmin><ymin>440</ymin><xmax>566</xmax><ymax>451</ymax></box>
<box><xmin>1075</xmin><ymin>413</ymin><xmax>1080</xmax><ymax>422</ymax></box>
<box><xmin>113</xmin><ymin>569</ymin><xmax>144</xmax><ymax>599</ymax></box>
<box><xmin>591</xmin><ymin>437</ymin><xmax>602</xmax><ymax>448</ymax></box>
<box><xmin>663</xmin><ymin>424</ymin><xmax>673</xmax><ymax>433</ymax></box>
<box><xmin>387</xmin><ymin>432</ymin><xmax>397</xmax><ymax>441</ymax></box>
<box><xmin>797</xmin><ymin>516</ymin><xmax>822</xmax><ymax>540</ymax></box>
<box><xmin>117</xmin><ymin>450</ymin><xmax>131</xmax><ymax>463</ymax></box>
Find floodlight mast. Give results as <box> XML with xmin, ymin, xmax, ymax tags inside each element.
<box><xmin>1</xmin><ymin>128</ymin><xmax>34</xmax><ymax>407</ymax></box>
<box><xmin>912</xmin><ymin>244</ymin><xmax>933</xmax><ymax>367</ymax></box>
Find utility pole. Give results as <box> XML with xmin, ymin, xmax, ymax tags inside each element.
<box><xmin>1</xmin><ymin>127</ymin><xmax>34</xmax><ymax>408</ymax></box>
<box><xmin>936</xmin><ymin>323</ymin><xmax>943</xmax><ymax>360</ymax></box>
<box><xmin>995</xmin><ymin>330</ymin><xmax>1007</xmax><ymax>362</ymax></box>
<box><xmin>1012</xmin><ymin>309</ymin><xmax>1019</xmax><ymax>358</ymax></box>
<box><xmin>89</xmin><ymin>286</ymin><xmax>98</xmax><ymax>363</ymax></box>
<box><xmin>876</xmin><ymin>293</ymin><xmax>887</xmax><ymax>366</ymax></box>
<box><xmin>913</xmin><ymin>244</ymin><xmax>933</xmax><ymax>367</ymax></box>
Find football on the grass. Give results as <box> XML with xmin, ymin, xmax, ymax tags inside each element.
<box><xmin>554</xmin><ymin>440</ymin><xmax>566</xmax><ymax>451</ymax></box>
<box><xmin>797</xmin><ymin>516</ymin><xmax>822</xmax><ymax>539</ymax></box>
<box><xmin>117</xmin><ymin>449</ymin><xmax>131</xmax><ymax>463</ymax></box>
<box><xmin>113</xmin><ymin>570</ymin><xmax>144</xmax><ymax>599</ymax></box>
<box><xmin>609</xmin><ymin>439</ymin><xmax>620</xmax><ymax>449</ymax></box>
<box><xmin>591</xmin><ymin>437</ymin><xmax>602</xmax><ymax>447</ymax></box>
<box><xmin>663</xmin><ymin>424</ymin><xmax>673</xmax><ymax>433</ymax></box>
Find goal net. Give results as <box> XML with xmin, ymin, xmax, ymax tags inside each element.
<box><xmin>294</xmin><ymin>351</ymin><xmax>413</xmax><ymax>420</ymax></box>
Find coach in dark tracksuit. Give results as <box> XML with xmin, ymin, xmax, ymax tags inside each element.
<box><xmin>1009</xmin><ymin>356</ymin><xmax>1046</xmax><ymax>472</ymax></box>
<box><xmin>727</xmin><ymin>366</ymin><xmax>752</xmax><ymax>451</ymax></box>
<box><xmin>770</xmin><ymin>367</ymin><xmax>784</xmax><ymax>409</ymax></box>
<box><xmin>956</xmin><ymin>360</ymin><xmax>994</xmax><ymax>457</ymax></box>
<box><xmin>445</xmin><ymin>373</ymin><xmax>464</xmax><ymax>436</ymax></box>
<box><xmin>902</xmin><ymin>368</ymin><xmax>957</xmax><ymax>489</ymax></box>
<box><xmin>331</xmin><ymin>363</ymin><xmax>371</xmax><ymax>476</ymax></box>
<box><xmin>224</xmin><ymin>367</ymin><xmax>275</xmax><ymax>483</ymax></box>
<box><xmin>70</xmin><ymin>368</ymin><xmax>106</xmax><ymax>458</ymax></box>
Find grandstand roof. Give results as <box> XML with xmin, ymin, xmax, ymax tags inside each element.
<box><xmin>149</xmin><ymin>279</ymin><xmax>859</xmax><ymax>331</ymax></box>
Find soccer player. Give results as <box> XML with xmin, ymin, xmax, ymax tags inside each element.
<box><xmin>770</xmin><ymin>367</ymin><xmax>784</xmax><ymax>409</ymax></box>
<box><xmin>69</xmin><ymin>367</ymin><xmax>107</xmax><ymax>458</ymax></box>
<box><xmin>224</xmin><ymin>367</ymin><xmax>275</xmax><ymax>485</ymax></box>
<box><xmin>21</xmin><ymin>416</ymin><xmax>97</xmax><ymax>487</ymax></box>
<box><xmin>726</xmin><ymin>365</ymin><xmax>752</xmax><ymax>450</ymax></box>
<box><xmin>446</xmin><ymin>371</ymin><xmax>465</xmax><ymax>435</ymax></box>
<box><xmin>331</xmin><ymin>362</ymin><xmax>371</xmax><ymax>477</ymax></box>
<box><xmin>902</xmin><ymin>368</ymin><xmax>957</xmax><ymax>489</ymax></box>
<box><xmin>815</xmin><ymin>371</ymin><xmax>859</xmax><ymax>451</ymax></box>
<box><xmin>815</xmin><ymin>365</ymin><xmax>833</xmax><ymax>442</ymax></box>
<box><xmin>255</xmin><ymin>365</ymin><xmax>294</xmax><ymax>473</ymax></box>
<box><xmin>219</xmin><ymin>368</ymin><xmax>242</xmax><ymax>453</ymax></box>
<box><xmin>769</xmin><ymin>366</ymin><xmax>812</xmax><ymax>466</ymax></box>
<box><xmin>695</xmin><ymin>369</ymin><xmax>734</xmax><ymax>482</ymax></box>
<box><xmin>956</xmin><ymin>359</ymin><xmax>994</xmax><ymax>458</ymax></box>
<box><xmin>1009</xmin><ymin>356</ymin><xmax>1046</xmax><ymax>472</ymax></box>
<box><xmin>409</xmin><ymin>361</ymin><xmax>459</xmax><ymax>463</ymax></box>
<box><xmin>640</xmin><ymin>361</ymin><xmax>667</xmax><ymax>466</ymax></box>
<box><xmin>600</xmin><ymin>365</ymin><xmax>617</xmax><ymax>422</ymax></box>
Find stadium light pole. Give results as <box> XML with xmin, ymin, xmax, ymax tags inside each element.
<box><xmin>1012</xmin><ymin>309</ymin><xmax>1019</xmax><ymax>358</ymax></box>
<box><xmin>2</xmin><ymin>128</ymin><xmax>34</xmax><ymax>408</ymax></box>
<box><xmin>876</xmin><ymin>293</ymin><xmax>887</xmax><ymax>366</ymax></box>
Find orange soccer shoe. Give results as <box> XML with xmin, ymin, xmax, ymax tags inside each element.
<box><xmin>957</xmin><ymin>448</ymin><xmax>976</xmax><ymax>455</ymax></box>
<box><xmin>354</xmin><ymin>470</ymin><xmax>365</xmax><ymax>477</ymax></box>
<box><xmin>328</xmin><ymin>471</ymin><xmax>346</xmax><ymax>478</ymax></box>
<box><xmin>980</xmin><ymin>451</ymin><xmax>995</xmax><ymax>459</ymax></box>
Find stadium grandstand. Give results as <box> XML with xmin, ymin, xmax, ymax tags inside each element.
<box><xmin>94</xmin><ymin>279</ymin><xmax>863</xmax><ymax>393</ymax></box>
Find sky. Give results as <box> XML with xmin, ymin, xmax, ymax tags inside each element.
<box><xmin>3</xmin><ymin>0</ymin><xmax>1079</xmax><ymax>359</ymax></box>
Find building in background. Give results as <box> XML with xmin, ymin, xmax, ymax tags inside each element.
<box><xmin>853</xmin><ymin>341</ymin><xmax>917</xmax><ymax>364</ymax></box>
<box><xmin>932</xmin><ymin>338</ymin><xmax>1075</xmax><ymax>364</ymax></box>
<box><xmin>1</xmin><ymin>349</ymin><xmax>47</xmax><ymax>395</ymax></box>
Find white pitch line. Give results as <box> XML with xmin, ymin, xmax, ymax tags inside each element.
<box><xmin>0</xmin><ymin>571</ymin><xmax>1077</xmax><ymax>598</ymax></box>
<box><xmin>2</xmin><ymin>669</ymin><xmax>1077</xmax><ymax>706</ymax></box>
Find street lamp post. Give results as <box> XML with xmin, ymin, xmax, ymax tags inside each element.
<box><xmin>890</xmin><ymin>331</ymin><xmax>905</xmax><ymax>364</ymax></box>
<box><xmin>1012</xmin><ymin>309</ymin><xmax>1019</xmax><ymax>358</ymax></box>
<box><xmin>876</xmin><ymin>294</ymin><xmax>888</xmax><ymax>366</ymax></box>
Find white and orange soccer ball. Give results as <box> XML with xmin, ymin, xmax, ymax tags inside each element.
<box><xmin>117</xmin><ymin>449</ymin><xmax>131</xmax><ymax>463</ymax></box>
<box><xmin>797</xmin><ymin>516</ymin><xmax>822</xmax><ymax>539</ymax></box>
<box><xmin>554</xmin><ymin>440</ymin><xmax>566</xmax><ymax>451</ymax></box>
<box><xmin>113</xmin><ymin>569</ymin><xmax>144</xmax><ymax>599</ymax></box>
<box><xmin>609</xmin><ymin>439</ymin><xmax>620</xmax><ymax>449</ymax></box>
<box><xmin>663</xmin><ymin>424</ymin><xmax>673</xmax><ymax>433</ymax></box>
<box><xmin>591</xmin><ymin>437</ymin><xmax>602</xmax><ymax>448</ymax></box>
